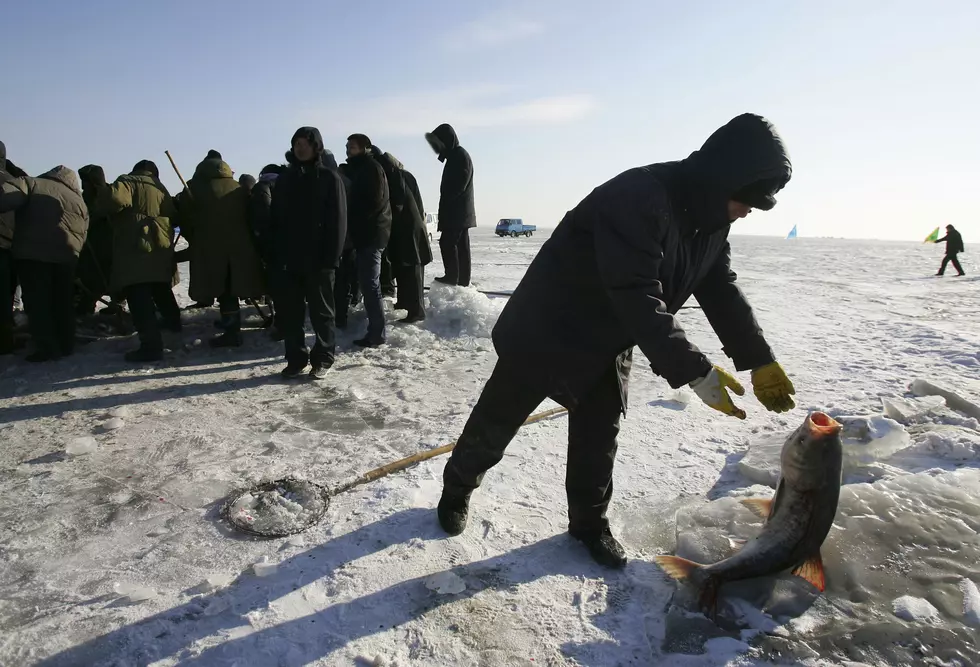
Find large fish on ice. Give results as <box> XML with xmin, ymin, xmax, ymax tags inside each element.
<box><xmin>655</xmin><ymin>411</ymin><xmax>843</xmax><ymax>616</ymax></box>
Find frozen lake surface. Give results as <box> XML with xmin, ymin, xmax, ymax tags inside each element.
<box><xmin>0</xmin><ymin>230</ymin><xmax>978</xmax><ymax>666</ymax></box>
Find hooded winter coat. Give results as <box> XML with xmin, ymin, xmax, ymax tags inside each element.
<box><xmin>492</xmin><ymin>114</ymin><xmax>791</xmax><ymax>410</ymax></box>
<box><xmin>426</xmin><ymin>124</ymin><xmax>476</xmax><ymax>232</ymax></box>
<box><xmin>0</xmin><ymin>141</ymin><xmax>14</xmax><ymax>250</ymax></box>
<box><xmin>372</xmin><ymin>150</ymin><xmax>432</xmax><ymax>267</ymax></box>
<box><xmin>180</xmin><ymin>158</ymin><xmax>265</xmax><ymax>301</ymax></box>
<box><xmin>270</xmin><ymin>127</ymin><xmax>348</xmax><ymax>273</ymax></box>
<box><xmin>76</xmin><ymin>165</ymin><xmax>114</xmax><ymax>294</ymax></box>
<box><xmin>937</xmin><ymin>227</ymin><xmax>965</xmax><ymax>255</ymax></box>
<box><xmin>0</xmin><ymin>166</ymin><xmax>89</xmax><ymax>264</ymax></box>
<box><xmin>95</xmin><ymin>168</ymin><xmax>178</xmax><ymax>290</ymax></box>
<box><xmin>346</xmin><ymin>151</ymin><xmax>391</xmax><ymax>250</ymax></box>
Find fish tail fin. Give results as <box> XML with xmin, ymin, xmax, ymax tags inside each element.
<box><xmin>654</xmin><ymin>555</ymin><xmax>702</xmax><ymax>581</ymax></box>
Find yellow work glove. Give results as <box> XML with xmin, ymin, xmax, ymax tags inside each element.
<box><xmin>751</xmin><ymin>362</ymin><xmax>796</xmax><ymax>413</ymax></box>
<box><xmin>689</xmin><ymin>366</ymin><xmax>747</xmax><ymax>420</ymax></box>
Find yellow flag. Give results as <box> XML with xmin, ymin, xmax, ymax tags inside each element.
<box><xmin>924</xmin><ymin>227</ymin><xmax>940</xmax><ymax>243</ymax></box>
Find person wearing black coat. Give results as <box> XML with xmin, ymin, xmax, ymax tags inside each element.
<box><xmin>935</xmin><ymin>224</ymin><xmax>966</xmax><ymax>276</ymax></box>
<box><xmin>436</xmin><ymin>114</ymin><xmax>797</xmax><ymax>569</ymax></box>
<box><xmin>426</xmin><ymin>123</ymin><xmax>475</xmax><ymax>287</ymax></box>
<box><xmin>75</xmin><ymin>164</ymin><xmax>116</xmax><ymax>315</ymax></box>
<box><xmin>269</xmin><ymin>127</ymin><xmax>348</xmax><ymax>379</ymax></box>
<box><xmin>371</xmin><ymin>147</ymin><xmax>432</xmax><ymax>323</ymax></box>
<box><xmin>334</xmin><ymin>163</ymin><xmax>360</xmax><ymax>329</ymax></box>
<box><xmin>0</xmin><ymin>140</ymin><xmax>16</xmax><ymax>354</ymax></box>
<box><xmin>345</xmin><ymin>134</ymin><xmax>392</xmax><ymax>347</ymax></box>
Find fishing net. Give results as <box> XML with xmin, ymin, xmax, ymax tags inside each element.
<box><xmin>222</xmin><ymin>478</ymin><xmax>330</xmax><ymax>538</ymax></box>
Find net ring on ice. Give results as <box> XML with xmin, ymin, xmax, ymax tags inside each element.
<box><xmin>221</xmin><ymin>478</ymin><xmax>330</xmax><ymax>538</ymax></box>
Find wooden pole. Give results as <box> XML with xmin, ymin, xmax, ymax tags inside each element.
<box><xmin>329</xmin><ymin>406</ymin><xmax>568</xmax><ymax>495</ymax></box>
<box><xmin>164</xmin><ymin>150</ymin><xmax>190</xmax><ymax>191</ymax></box>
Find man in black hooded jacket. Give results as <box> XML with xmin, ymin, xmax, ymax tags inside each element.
<box><xmin>437</xmin><ymin>114</ymin><xmax>798</xmax><ymax>569</ymax></box>
<box><xmin>270</xmin><ymin>127</ymin><xmax>347</xmax><ymax>379</ymax></box>
<box><xmin>426</xmin><ymin>123</ymin><xmax>475</xmax><ymax>287</ymax></box>
<box><xmin>934</xmin><ymin>224</ymin><xmax>966</xmax><ymax>276</ymax></box>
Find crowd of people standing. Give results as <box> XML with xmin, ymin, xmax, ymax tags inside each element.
<box><xmin>0</xmin><ymin>123</ymin><xmax>477</xmax><ymax>377</ymax></box>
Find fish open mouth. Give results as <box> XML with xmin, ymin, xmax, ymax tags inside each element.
<box><xmin>808</xmin><ymin>411</ymin><xmax>842</xmax><ymax>437</ymax></box>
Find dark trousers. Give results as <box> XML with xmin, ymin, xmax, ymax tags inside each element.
<box><xmin>125</xmin><ymin>282</ymin><xmax>181</xmax><ymax>354</ymax></box>
<box><xmin>16</xmin><ymin>259</ymin><xmax>77</xmax><ymax>358</ymax></box>
<box><xmin>395</xmin><ymin>264</ymin><xmax>425</xmax><ymax>318</ymax></box>
<box><xmin>334</xmin><ymin>248</ymin><xmax>359</xmax><ymax>326</ymax></box>
<box><xmin>356</xmin><ymin>247</ymin><xmax>386</xmax><ymax>343</ymax></box>
<box><xmin>217</xmin><ymin>268</ymin><xmax>242</xmax><ymax>332</ymax></box>
<box><xmin>380</xmin><ymin>250</ymin><xmax>395</xmax><ymax>293</ymax></box>
<box><xmin>443</xmin><ymin>361</ymin><xmax>623</xmax><ymax>535</ymax></box>
<box><xmin>439</xmin><ymin>229</ymin><xmax>471</xmax><ymax>287</ymax></box>
<box><xmin>277</xmin><ymin>269</ymin><xmax>337</xmax><ymax>367</ymax></box>
<box><xmin>939</xmin><ymin>254</ymin><xmax>965</xmax><ymax>276</ymax></box>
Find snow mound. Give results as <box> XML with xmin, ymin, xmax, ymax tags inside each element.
<box><xmin>422</xmin><ymin>284</ymin><xmax>503</xmax><ymax>340</ymax></box>
<box><xmin>892</xmin><ymin>595</ymin><xmax>939</xmax><ymax>622</ymax></box>
<box><xmin>663</xmin><ymin>468</ymin><xmax>980</xmax><ymax>661</ymax></box>
<box><xmin>738</xmin><ymin>416</ymin><xmax>911</xmax><ymax>487</ymax></box>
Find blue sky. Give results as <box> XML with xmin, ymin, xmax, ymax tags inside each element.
<box><xmin>4</xmin><ymin>0</ymin><xmax>977</xmax><ymax>240</ymax></box>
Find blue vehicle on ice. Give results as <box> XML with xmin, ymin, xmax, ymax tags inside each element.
<box><xmin>495</xmin><ymin>218</ymin><xmax>537</xmax><ymax>238</ymax></box>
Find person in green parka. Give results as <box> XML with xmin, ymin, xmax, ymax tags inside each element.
<box><xmin>97</xmin><ymin>160</ymin><xmax>182</xmax><ymax>362</ymax></box>
<box><xmin>179</xmin><ymin>156</ymin><xmax>265</xmax><ymax>347</ymax></box>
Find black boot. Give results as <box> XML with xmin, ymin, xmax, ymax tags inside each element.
<box><xmin>125</xmin><ymin>347</ymin><xmax>163</xmax><ymax>362</ymax></box>
<box><xmin>437</xmin><ymin>492</ymin><xmax>470</xmax><ymax>536</ymax></box>
<box><xmin>209</xmin><ymin>331</ymin><xmax>243</xmax><ymax>348</ymax></box>
<box><xmin>434</xmin><ymin>276</ymin><xmax>457</xmax><ymax>286</ymax></box>
<box><xmin>281</xmin><ymin>361</ymin><xmax>308</xmax><ymax>378</ymax></box>
<box><xmin>571</xmin><ymin>527</ymin><xmax>627</xmax><ymax>569</ymax></box>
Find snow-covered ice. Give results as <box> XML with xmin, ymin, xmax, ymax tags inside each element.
<box><xmin>960</xmin><ymin>578</ymin><xmax>980</xmax><ymax>627</ymax></box>
<box><xmin>101</xmin><ymin>416</ymin><xmax>125</xmax><ymax>431</ymax></box>
<box><xmin>424</xmin><ymin>571</ymin><xmax>467</xmax><ymax>595</ymax></box>
<box><xmin>892</xmin><ymin>595</ymin><xmax>940</xmax><ymax>622</ymax></box>
<box><xmin>1</xmin><ymin>231</ymin><xmax>979</xmax><ymax>666</ymax></box>
<box><xmin>64</xmin><ymin>435</ymin><xmax>98</xmax><ymax>455</ymax></box>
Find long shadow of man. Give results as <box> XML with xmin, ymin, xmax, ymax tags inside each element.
<box><xmin>37</xmin><ymin>507</ymin><xmax>636</xmax><ymax>666</ymax></box>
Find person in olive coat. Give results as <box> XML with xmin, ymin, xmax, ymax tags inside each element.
<box><xmin>425</xmin><ymin>123</ymin><xmax>475</xmax><ymax>287</ymax></box>
<box><xmin>96</xmin><ymin>160</ymin><xmax>181</xmax><ymax>361</ymax></box>
<box><xmin>437</xmin><ymin>114</ymin><xmax>797</xmax><ymax>570</ymax></box>
<box><xmin>345</xmin><ymin>134</ymin><xmax>392</xmax><ymax>347</ymax></box>
<box><xmin>179</xmin><ymin>156</ymin><xmax>265</xmax><ymax>347</ymax></box>
<box><xmin>269</xmin><ymin>126</ymin><xmax>347</xmax><ymax>379</ymax></box>
<box><xmin>935</xmin><ymin>224</ymin><xmax>966</xmax><ymax>276</ymax></box>
<box><xmin>371</xmin><ymin>147</ymin><xmax>432</xmax><ymax>322</ymax></box>
<box><xmin>0</xmin><ymin>165</ymin><xmax>89</xmax><ymax>361</ymax></box>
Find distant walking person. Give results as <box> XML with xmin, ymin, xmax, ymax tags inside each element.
<box><xmin>935</xmin><ymin>224</ymin><xmax>965</xmax><ymax>276</ymax></box>
<box><xmin>426</xmin><ymin>123</ymin><xmax>475</xmax><ymax>287</ymax></box>
<box><xmin>97</xmin><ymin>161</ymin><xmax>181</xmax><ymax>362</ymax></box>
<box><xmin>345</xmin><ymin>134</ymin><xmax>392</xmax><ymax>347</ymax></box>
<box><xmin>0</xmin><ymin>166</ymin><xmax>89</xmax><ymax>361</ymax></box>
<box><xmin>270</xmin><ymin>127</ymin><xmax>347</xmax><ymax>379</ymax></box>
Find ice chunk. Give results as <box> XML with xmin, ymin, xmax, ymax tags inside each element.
<box><xmin>880</xmin><ymin>395</ymin><xmax>945</xmax><ymax>422</ymax></box>
<box><xmin>909</xmin><ymin>379</ymin><xmax>980</xmax><ymax>420</ymax></box>
<box><xmin>112</xmin><ymin>581</ymin><xmax>156</xmax><ymax>602</ymax></box>
<box><xmin>739</xmin><ymin>418</ymin><xmax>911</xmax><ymax>488</ymax></box>
<box><xmin>424</xmin><ymin>571</ymin><xmax>466</xmax><ymax>595</ymax></box>
<box><xmin>253</xmin><ymin>556</ymin><xmax>278</xmax><ymax>577</ymax></box>
<box><xmin>961</xmin><ymin>578</ymin><xmax>980</xmax><ymax>627</ymax></box>
<box><xmin>892</xmin><ymin>595</ymin><xmax>939</xmax><ymax>622</ymax></box>
<box><xmin>201</xmin><ymin>574</ymin><xmax>234</xmax><ymax>591</ymax></box>
<box><xmin>102</xmin><ymin>417</ymin><xmax>125</xmax><ymax>431</ymax></box>
<box><xmin>350</xmin><ymin>386</ymin><xmax>368</xmax><ymax>401</ymax></box>
<box><xmin>65</xmin><ymin>436</ymin><xmax>98</xmax><ymax>455</ymax></box>
<box><xmin>107</xmin><ymin>406</ymin><xmax>133</xmax><ymax>419</ymax></box>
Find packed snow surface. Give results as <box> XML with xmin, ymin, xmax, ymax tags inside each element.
<box><xmin>0</xmin><ymin>232</ymin><xmax>978</xmax><ymax>666</ymax></box>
